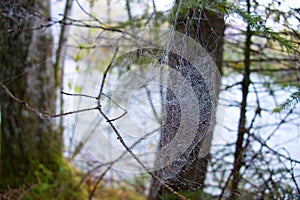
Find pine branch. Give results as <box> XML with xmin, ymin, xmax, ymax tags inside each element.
<box><xmin>273</xmin><ymin>90</ymin><xmax>300</xmax><ymax>113</ymax></box>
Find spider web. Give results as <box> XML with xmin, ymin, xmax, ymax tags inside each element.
<box><xmin>148</xmin><ymin>1</ymin><xmax>225</xmax><ymax>197</ymax></box>
<box><xmin>69</xmin><ymin>0</ymin><xmax>225</xmax><ymax>198</ymax></box>
<box><xmin>0</xmin><ymin>0</ymin><xmax>225</xmax><ymax>197</ymax></box>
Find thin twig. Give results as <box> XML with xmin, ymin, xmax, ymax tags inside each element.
<box><xmin>144</xmin><ymin>86</ymin><xmax>160</xmax><ymax>122</ymax></box>
<box><xmin>61</xmin><ymin>91</ymin><xmax>127</xmax><ymax>113</ymax></box>
<box><xmin>97</xmin><ymin>47</ymin><xmax>119</xmax><ymax>102</ymax></box>
<box><xmin>61</xmin><ymin>91</ymin><xmax>96</xmax><ymax>99</ymax></box>
<box><xmin>0</xmin><ymin>81</ymin><xmax>98</xmax><ymax>119</ymax></box>
<box><xmin>97</xmin><ymin>107</ymin><xmax>189</xmax><ymax>200</ymax></box>
<box><xmin>48</xmin><ymin>107</ymin><xmax>98</xmax><ymax>118</ymax></box>
<box><xmin>75</xmin><ymin>0</ymin><xmax>103</xmax><ymax>26</ymax></box>
<box><xmin>77</xmin><ymin>128</ymin><xmax>158</xmax><ymax>189</ymax></box>
<box><xmin>87</xmin><ymin>128</ymin><xmax>159</xmax><ymax>199</ymax></box>
<box><xmin>1</xmin><ymin>81</ymin><xmax>44</xmax><ymax>119</ymax></box>
<box><xmin>248</xmin><ymin>132</ymin><xmax>300</xmax><ymax>164</ymax></box>
<box><xmin>93</xmin><ymin>49</ymin><xmax>189</xmax><ymax>200</ymax></box>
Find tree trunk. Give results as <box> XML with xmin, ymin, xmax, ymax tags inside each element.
<box><xmin>228</xmin><ymin>0</ymin><xmax>252</xmax><ymax>198</ymax></box>
<box><xmin>0</xmin><ymin>0</ymin><xmax>62</xmax><ymax>188</ymax></box>
<box><xmin>148</xmin><ymin>0</ymin><xmax>224</xmax><ymax>199</ymax></box>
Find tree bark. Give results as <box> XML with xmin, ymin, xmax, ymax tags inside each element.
<box><xmin>0</xmin><ymin>0</ymin><xmax>62</xmax><ymax>188</ymax></box>
<box><xmin>148</xmin><ymin>0</ymin><xmax>224</xmax><ymax>199</ymax></box>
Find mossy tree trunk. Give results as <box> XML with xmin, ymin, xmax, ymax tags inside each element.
<box><xmin>0</xmin><ymin>0</ymin><xmax>62</xmax><ymax>188</ymax></box>
<box><xmin>148</xmin><ymin>0</ymin><xmax>224</xmax><ymax>199</ymax></box>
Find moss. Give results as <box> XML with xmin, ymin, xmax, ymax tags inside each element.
<box><xmin>92</xmin><ymin>184</ymin><xmax>146</xmax><ymax>200</ymax></box>
<box><xmin>161</xmin><ymin>189</ymin><xmax>215</xmax><ymax>200</ymax></box>
<box><xmin>20</xmin><ymin>161</ymin><xmax>88</xmax><ymax>200</ymax></box>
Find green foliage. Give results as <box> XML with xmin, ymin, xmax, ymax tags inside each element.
<box><xmin>74</xmin><ymin>53</ymin><xmax>82</xmax><ymax>62</ymax></box>
<box><xmin>208</xmin><ymin>0</ymin><xmax>299</xmax><ymax>54</ymax></box>
<box><xmin>128</xmin><ymin>173</ymin><xmax>150</xmax><ymax>194</ymax></box>
<box><xmin>161</xmin><ymin>189</ymin><xmax>214</xmax><ymax>200</ymax></box>
<box><xmin>176</xmin><ymin>0</ymin><xmax>230</xmax><ymax>14</ymax></box>
<box><xmin>233</xmin><ymin>9</ymin><xmax>297</xmax><ymax>53</ymax></box>
<box><xmin>261</xmin><ymin>27</ymin><xmax>298</xmax><ymax>53</ymax></box>
<box><xmin>273</xmin><ymin>90</ymin><xmax>300</xmax><ymax>113</ymax></box>
<box><xmin>93</xmin><ymin>185</ymin><xmax>145</xmax><ymax>200</ymax></box>
<box><xmin>21</xmin><ymin>162</ymin><xmax>88</xmax><ymax>200</ymax></box>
